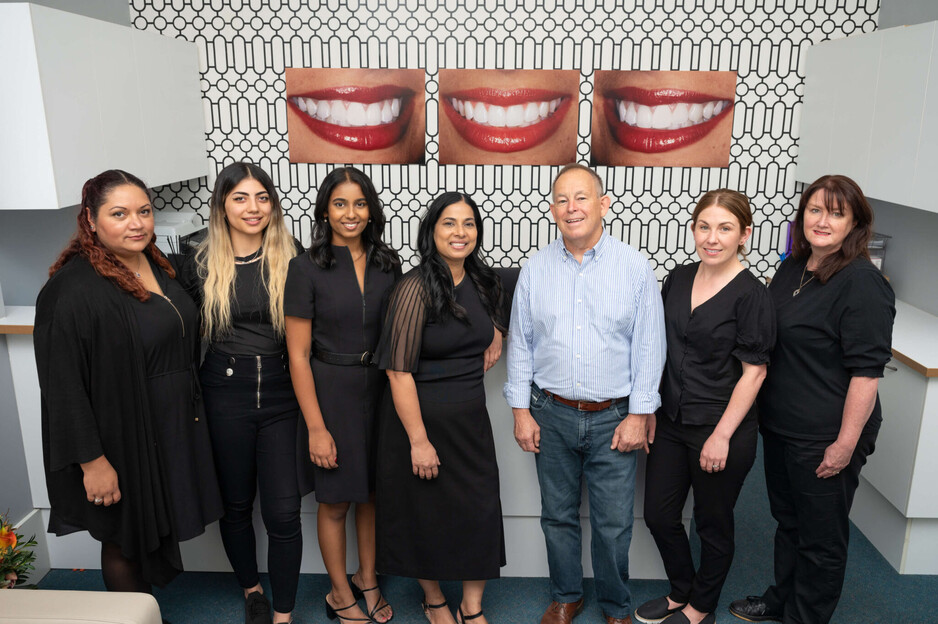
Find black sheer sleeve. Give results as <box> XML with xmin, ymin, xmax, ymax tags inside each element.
<box><xmin>375</xmin><ymin>271</ymin><xmax>427</xmax><ymax>373</ymax></box>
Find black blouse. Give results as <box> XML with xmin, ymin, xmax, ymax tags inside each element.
<box><xmin>758</xmin><ymin>256</ymin><xmax>895</xmax><ymax>441</ymax></box>
<box><xmin>659</xmin><ymin>263</ymin><xmax>776</xmax><ymax>426</ymax></box>
<box><xmin>375</xmin><ymin>269</ymin><xmax>496</xmax><ymax>402</ymax></box>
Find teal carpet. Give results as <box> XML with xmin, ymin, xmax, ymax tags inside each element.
<box><xmin>38</xmin><ymin>440</ymin><xmax>938</xmax><ymax>623</ymax></box>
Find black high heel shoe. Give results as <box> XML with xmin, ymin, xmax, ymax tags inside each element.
<box><xmin>325</xmin><ymin>595</ymin><xmax>372</xmax><ymax>624</ymax></box>
<box><xmin>456</xmin><ymin>605</ymin><xmax>484</xmax><ymax>624</ymax></box>
<box><xmin>421</xmin><ymin>600</ymin><xmax>449</xmax><ymax>624</ymax></box>
<box><xmin>350</xmin><ymin>576</ymin><xmax>394</xmax><ymax>623</ymax></box>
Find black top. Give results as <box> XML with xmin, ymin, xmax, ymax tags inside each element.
<box><xmin>376</xmin><ymin>269</ymin><xmax>497</xmax><ymax>402</ymax></box>
<box><xmin>177</xmin><ymin>241</ymin><xmax>303</xmax><ymax>356</ymax></box>
<box><xmin>758</xmin><ymin>256</ymin><xmax>896</xmax><ymax>441</ymax></box>
<box><xmin>659</xmin><ymin>263</ymin><xmax>776</xmax><ymax>426</ymax></box>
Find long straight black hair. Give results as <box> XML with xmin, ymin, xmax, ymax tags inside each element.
<box><xmin>416</xmin><ymin>192</ymin><xmax>506</xmax><ymax>333</ymax></box>
<box><xmin>307</xmin><ymin>166</ymin><xmax>400</xmax><ymax>272</ymax></box>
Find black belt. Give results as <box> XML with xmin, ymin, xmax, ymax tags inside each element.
<box><xmin>314</xmin><ymin>348</ymin><xmax>374</xmax><ymax>367</ymax></box>
<box><xmin>543</xmin><ymin>389</ymin><xmax>627</xmax><ymax>412</ymax></box>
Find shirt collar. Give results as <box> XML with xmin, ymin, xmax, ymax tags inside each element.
<box><xmin>556</xmin><ymin>229</ymin><xmax>610</xmax><ymax>263</ymax></box>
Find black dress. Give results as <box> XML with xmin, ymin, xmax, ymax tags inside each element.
<box><xmin>35</xmin><ymin>255</ymin><xmax>222</xmax><ymax>587</ymax></box>
<box><xmin>374</xmin><ymin>270</ymin><xmax>506</xmax><ymax>580</ymax></box>
<box><xmin>283</xmin><ymin>246</ymin><xmax>401</xmax><ymax>503</ymax></box>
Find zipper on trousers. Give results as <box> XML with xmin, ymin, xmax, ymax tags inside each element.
<box><xmin>256</xmin><ymin>355</ymin><xmax>262</xmax><ymax>408</ymax></box>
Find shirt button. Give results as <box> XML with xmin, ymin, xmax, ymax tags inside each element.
<box><xmin>576</xmin><ymin>382</ymin><xmax>581</xmax><ymax>387</ymax></box>
<box><xmin>575</xmin><ymin>354</ymin><xmax>581</xmax><ymax>358</ymax></box>
<box><xmin>577</xmin><ymin>299</ymin><xmax>581</xmax><ymax>304</ymax></box>
<box><xmin>576</xmin><ymin>325</ymin><xmax>581</xmax><ymax>330</ymax></box>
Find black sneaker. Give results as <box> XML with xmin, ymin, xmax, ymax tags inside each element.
<box><xmin>245</xmin><ymin>591</ymin><xmax>273</xmax><ymax>624</ymax></box>
<box><xmin>634</xmin><ymin>596</ymin><xmax>684</xmax><ymax>624</ymax></box>
<box><xmin>728</xmin><ymin>596</ymin><xmax>782</xmax><ymax>622</ymax></box>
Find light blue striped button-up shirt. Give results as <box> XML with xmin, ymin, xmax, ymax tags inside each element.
<box><xmin>504</xmin><ymin>230</ymin><xmax>666</xmax><ymax>414</ymax></box>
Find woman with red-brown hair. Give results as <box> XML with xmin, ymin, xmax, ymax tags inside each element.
<box><xmin>34</xmin><ymin>169</ymin><xmax>222</xmax><ymax>597</ymax></box>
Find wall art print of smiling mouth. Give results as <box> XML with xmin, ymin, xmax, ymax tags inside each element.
<box><xmin>438</xmin><ymin>69</ymin><xmax>580</xmax><ymax>165</ymax></box>
<box><xmin>591</xmin><ymin>70</ymin><xmax>738</xmax><ymax>168</ymax></box>
<box><xmin>286</xmin><ymin>68</ymin><xmax>426</xmax><ymax>164</ymax></box>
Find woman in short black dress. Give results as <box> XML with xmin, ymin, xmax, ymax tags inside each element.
<box><xmin>376</xmin><ymin>192</ymin><xmax>506</xmax><ymax>624</ymax></box>
<box><xmin>636</xmin><ymin>190</ymin><xmax>774</xmax><ymax>624</ymax></box>
<box><xmin>730</xmin><ymin>175</ymin><xmax>895</xmax><ymax>624</ymax></box>
<box><xmin>35</xmin><ymin>169</ymin><xmax>222</xmax><ymax>596</ymax></box>
<box><xmin>285</xmin><ymin>167</ymin><xmax>400</xmax><ymax>624</ymax></box>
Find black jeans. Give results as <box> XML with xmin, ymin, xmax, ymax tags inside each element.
<box><xmin>761</xmin><ymin>428</ymin><xmax>876</xmax><ymax>624</ymax></box>
<box><xmin>201</xmin><ymin>350</ymin><xmax>302</xmax><ymax>614</ymax></box>
<box><xmin>644</xmin><ymin>413</ymin><xmax>757</xmax><ymax>613</ymax></box>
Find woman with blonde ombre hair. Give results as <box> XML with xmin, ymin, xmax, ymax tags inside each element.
<box><xmin>178</xmin><ymin>162</ymin><xmax>302</xmax><ymax>624</ymax></box>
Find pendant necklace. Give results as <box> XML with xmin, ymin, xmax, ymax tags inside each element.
<box><xmin>133</xmin><ymin>254</ymin><xmax>144</xmax><ymax>278</ymax></box>
<box><xmin>793</xmin><ymin>263</ymin><xmax>815</xmax><ymax>297</ymax></box>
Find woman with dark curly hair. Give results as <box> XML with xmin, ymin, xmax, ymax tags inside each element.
<box><xmin>35</xmin><ymin>169</ymin><xmax>222</xmax><ymax>597</ymax></box>
<box><xmin>375</xmin><ymin>192</ymin><xmax>506</xmax><ymax>624</ymax></box>
<box><xmin>729</xmin><ymin>175</ymin><xmax>895</xmax><ymax>624</ymax></box>
<box><xmin>284</xmin><ymin>167</ymin><xmax>401</xmax><ymax>624</ymax></box>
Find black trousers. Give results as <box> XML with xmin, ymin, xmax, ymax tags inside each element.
<box><xmin>644</xmin><ymin>413</ymin><xmax>757</xmax><ymax>613</ymax></box>
<box><xmin>760</xmin><ymin>428</ymin><xmax>876</xmax><ymax>624</ymax></box>
<box><xmin>201</xmin><ymin>350</ymin><xmax>302</xmax><ymax>614</ymax></box>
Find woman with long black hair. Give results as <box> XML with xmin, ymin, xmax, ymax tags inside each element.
<box><xmin>375</xmin><ymin>192</ymin><xmax>506</xmax><ymax>624</ymax></box>
<box><xmin>284</xmin><ymin>167</ymin><xmax>401</xmax><ymax>624</ymax></box>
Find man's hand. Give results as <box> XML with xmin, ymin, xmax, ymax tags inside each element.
<box><xmin>611</xmin><ymin>413</ymin><xmax>651</xmax><ymax>453</ymax></box>
<box><xmin>513</xmin><ymin>407</ymin><xmax>540</xmax><ymax>453</ymax></box>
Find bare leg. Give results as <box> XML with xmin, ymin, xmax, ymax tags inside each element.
<box><xmin>319</xmin><ymin>502</ymin><xmax>369</xmax><ymax>621</ymax></box>
<box><xmin>458</xmin><ymin>580</ymin><xmax>488</xmax><ymax>624</ymax></box>
<box><xmin>418</xmin><ymin>579</ymin><xmax>457</xmax><ymax>624</ymax></box>
<box><xmin>351</xmin><ymin>499</ymin><xmax>393</xmax><ymax>622</ymax></box>
<box><xmin>679</xmin><ymin>604</ymin><xmax>709</xmax><ymax>624</ymax></box>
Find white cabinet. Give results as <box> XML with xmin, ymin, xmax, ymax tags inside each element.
<box><xmin>796</xmin><ymin>21</ymin><xmax>938</xmax><ymax>214</ymax></box>
<box><xmin>0</xmin><ymin>3</ymin><xmax>208</xmax><ymax>211</ymax></box>
<box><xmin>850</xmin><ymin>301</ymin><xmax>938</xmax><ymax>574</ymax></box>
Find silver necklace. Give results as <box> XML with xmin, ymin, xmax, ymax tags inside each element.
<box><xmin>793</xmin><ymin>264</ymin><xmax>815</xmax><ymax>297</ymax></box>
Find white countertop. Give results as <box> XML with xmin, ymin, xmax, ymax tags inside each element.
<box><xmin>0</xmin><ymin>305</ymin><xmax>35</xmax><ymax>334</ymax></box>
<box><xmin>892</xmin><ymin>300</ymin><xmax>938</xmax><ymax>377</ymax></box>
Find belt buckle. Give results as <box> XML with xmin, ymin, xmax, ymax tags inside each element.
<box><xmin>360</xmin><ymin>351</ymin><xmax>373</xmax><ymax>366</ymax></box>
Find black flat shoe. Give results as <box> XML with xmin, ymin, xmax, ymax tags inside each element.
<box><xmin>245</xmin><ymin>591</ymin><xmax>272</xmax><ymax>624</ymax></box>
<box><xmin>634</xmin><ymin>596</ymin><xmax>684</xmax><ymax>624</ymax></box>
<box><xmin>350</xmin><ymin>576</ymin><xmax>393</xmax><ymax>623</ymax></box>
<box><xmin>728</xmin><ymin>596</ymin><xmax>782</xmax><ymax>622</ymax></box>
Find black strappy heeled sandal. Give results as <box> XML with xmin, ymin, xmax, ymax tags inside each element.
<box><xmin>457</xmin><ymin>605</ymin><xmax>485</xmax><ymax>624</ymax></box>
<box><xmin>421</xmin><ymin>600</ymin><xmax>449</xmax><ymax>624</ymax></box>
<box><xmin>325</xmin><ymin>595</ymin><xmax>372</xmax><ymax>624</ymax></box>
<box><xmin>350</xmin><ymin>576</ymin><xmax>394</xmax><ymax>623</ymax></box>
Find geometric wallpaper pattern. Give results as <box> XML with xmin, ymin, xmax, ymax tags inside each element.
<box><xmin>130</xmin><ymin>0</ymin><xmax>880</xmax><ymax>281</ymax></box>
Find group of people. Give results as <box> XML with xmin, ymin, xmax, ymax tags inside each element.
<box><xmin>35</xmin><ymin>161</ymin><xmax>894</xmax><ymax>624</ymax></box>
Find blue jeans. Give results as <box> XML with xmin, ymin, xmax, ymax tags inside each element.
<box><xmin>529</xmin><ymin>384</ymin><xmax>637</xmax><ymax>618</ymax></box>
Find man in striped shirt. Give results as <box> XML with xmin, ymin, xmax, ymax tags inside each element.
<box><xmin>505</xmin><ymin>163</ymin><xmax>666</xmax><ymax>624</ymax></box>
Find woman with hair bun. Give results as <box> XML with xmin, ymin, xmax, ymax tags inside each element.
<box><xmin>35</xmin><ymin>169</ymin><xmax>223</xmax><ymax>597</ymax></box>
<box><xmin>636</xmin><ymin>189</ymin><xmax>775</xmax><ymax>624</ymax></box>
<box><xmin>178</xmin><ymin>162</ymin><xmax>302</xmax><ymax>624</ymax></box>
<box><xmin>284</xmin><ymin>166</ymin><xmax>401</xmax><ymax>624</ymax></box>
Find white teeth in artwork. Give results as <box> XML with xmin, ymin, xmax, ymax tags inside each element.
<box><xmin>615</xmin><ymin>99</ymin><xmax>731</xmax><ymax>130</ymax></box>
<box><xmin>290</xmin><ymin>97</ymin><xmax>404</xmax><ymax>127</ymax></box>
<box><xmin>449</xmin><ymin>97</ymin><xmax>564</xmax><ymax>128</ymax></box>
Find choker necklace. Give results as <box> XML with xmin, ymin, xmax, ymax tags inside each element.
<box><xmin>234</xmin><ymin>248</ymin><xmax>263</xmax><ymax>264</ymax></box>
<box><xmin>793</xmin><ymin>264</ymin><xmax>815</xmax><ymax>297</ymax></box>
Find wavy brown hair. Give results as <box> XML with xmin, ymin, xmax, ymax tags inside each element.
<box><xmin>50</xmin><ymin>169</ymin><xmax>173</xmax><ymax>302</ymax></box>
<box><xmin>791</xmin><ymin>174</ymin><xmax>873</xmax><ymax>284</ymax></box>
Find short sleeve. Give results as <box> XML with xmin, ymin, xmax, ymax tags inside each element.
<box><xmin>732</xmin><ymin>277</ymin><xmax>777</xmax><ymax>366</ymax></box>
<box><xmin>374</xmin><ymin>272</ymin><xmax>427</xmax><ymax>373</ymax></box>
<box><xmin>283</xmin><ymin>254</ymin><xmax>316</xmax><ymax>319</ymax></box>
<box><xmin>839</xmin><ymin>265</ymin><xmax>896</xmax><ymax>377</ymax></box>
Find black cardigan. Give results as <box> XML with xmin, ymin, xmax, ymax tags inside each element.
<box><xmin>34</xmin><ymin>255</ymin><xmax>183</xmax><ymax>586</ymax></box>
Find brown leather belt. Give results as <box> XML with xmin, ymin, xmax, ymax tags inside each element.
<box><xmin>542</xmin><ymin>389</ymin><xmax>627</xmax><ymax>412</ymax></box>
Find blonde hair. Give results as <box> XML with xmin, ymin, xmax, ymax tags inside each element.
<box><xmin>196</xmin><ymin>163</ymin><xmax>297</xmax><ymax>339</ymax></box>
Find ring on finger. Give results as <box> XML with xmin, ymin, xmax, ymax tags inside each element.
<box><xmin>94</xmin><ymin>498</ymin><xmax>103</xmax><ymax>504</ymax></box>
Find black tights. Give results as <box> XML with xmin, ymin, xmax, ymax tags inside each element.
<box><xmin>101</xmin><ymin>542</ymin><xmax>150</xmax><ymax>594</ymax></box>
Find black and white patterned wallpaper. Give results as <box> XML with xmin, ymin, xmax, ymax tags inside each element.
<box><xmin>131</xmin><ymin>0</ymin><xmax>880</xmax><ymax>280</ymax></box>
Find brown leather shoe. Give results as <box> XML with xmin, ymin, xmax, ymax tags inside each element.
<box><xmin>540</xmin><ymin>598</ymin><xmax>585</xmax><ymax>624</ymax></box>
<box><xmin>603</xmin><ymin>615</ymin><xmax>633</xmax><ymax>624</ymax></box>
